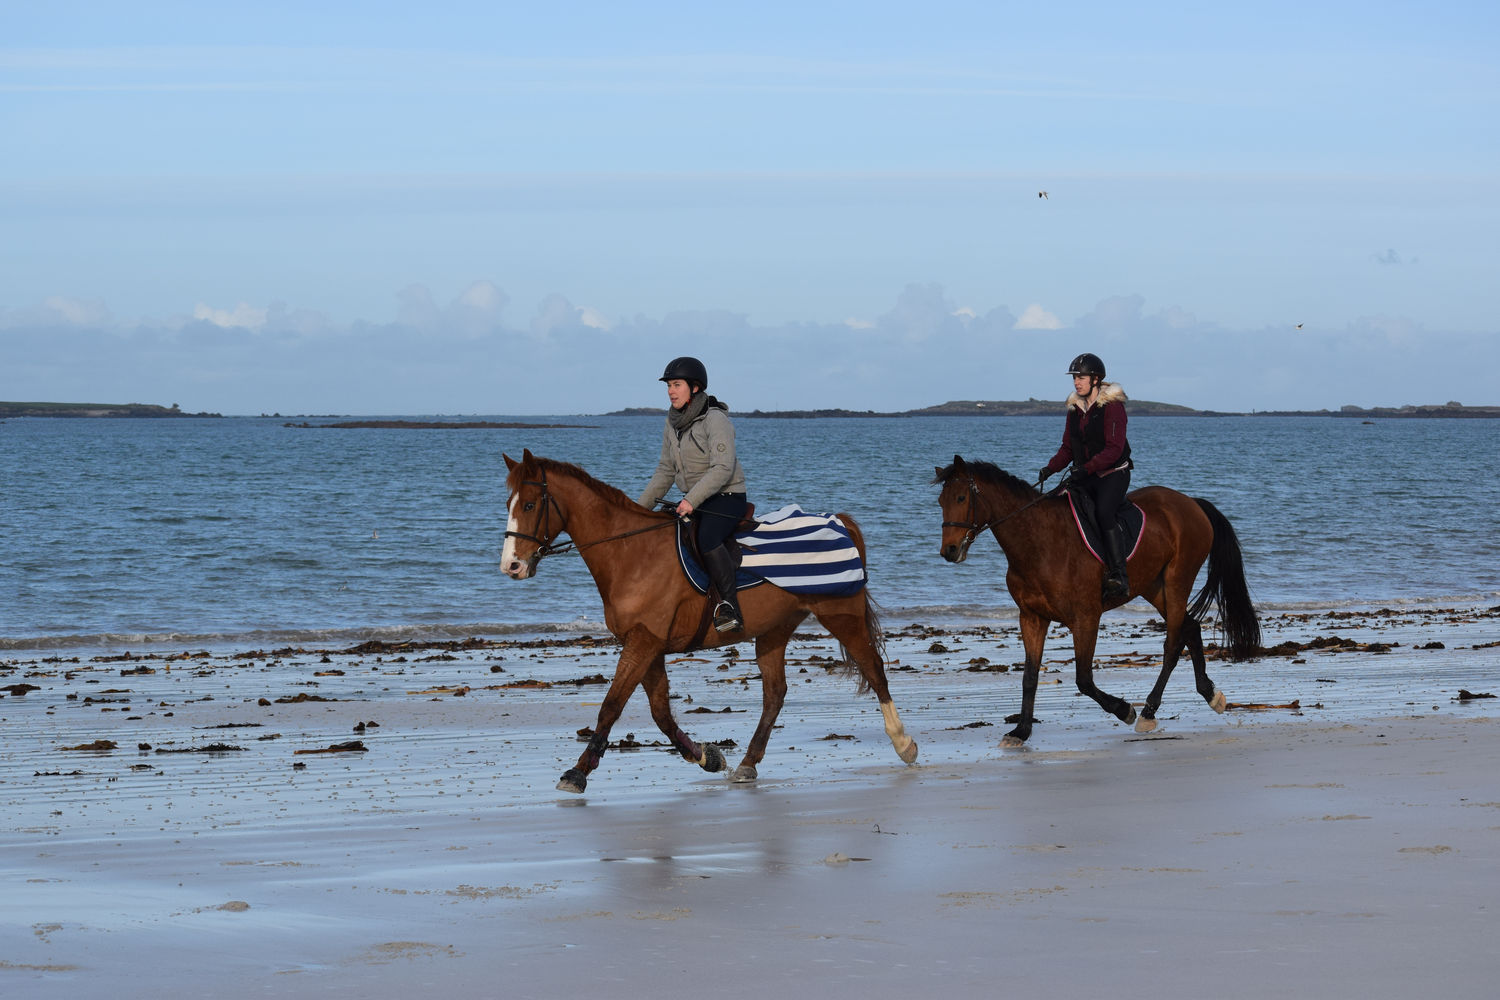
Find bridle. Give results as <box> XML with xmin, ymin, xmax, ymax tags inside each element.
<box><xmin>941</xmin><ymin>473</ymin><xmax>1055</xmax><ymax>553</ymax></box>
<box><xmin>504</xmin><ymin>466</ymin><xmax>676</xmax><ymax>572</ymax></box>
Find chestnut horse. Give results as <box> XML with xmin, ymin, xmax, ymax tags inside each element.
<box><xmin>501</xmin><ymin>449</ymin><xmax>918</xmax><ymax>792</ymax></box>
<box><xmin>934</xmin><ymin>456</ymin><xmax>1260</xmax><ymax>746</ymax></box>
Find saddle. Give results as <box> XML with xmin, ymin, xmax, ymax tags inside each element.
<box><xmin>675</xmin><ymin>518</ymin><xmax>768</xmax><ymax>595</ymax></box>
<box><xmin>1064</xmin><ymin>490</ymin><xmax>1146</xmax><ymax>566</ymax></box>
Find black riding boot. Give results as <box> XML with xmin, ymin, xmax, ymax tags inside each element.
<box><xmin>701</xmin><ymin>545</ymin><xmax>744</xmax><ymax>632</ymax></box>
<box><xmin>1101</xmin><ymin>524</ymin><xmax>1131</xmax><ymax>600</ymax></box>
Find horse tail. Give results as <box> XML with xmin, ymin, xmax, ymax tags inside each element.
<box><xmin>837</xmin><ymin>513</ymin><xmax>886</xmax><ymax>693</ymax></box>
<box><xmin>1187</xmin><ymin>498</ymin><xmax>1261</xmax><ymax>660</ymax></box>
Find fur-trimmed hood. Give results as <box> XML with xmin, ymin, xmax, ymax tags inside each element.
<box><xmin>1067</xmin><ymin>381</ymin><xmax>1127</xmax><ymax>411</ymax></box>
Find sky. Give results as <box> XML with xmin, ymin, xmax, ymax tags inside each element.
<box><xmin>3</xmin><ymin>1</ymin><xmax>1497</xmax><ymax>415</ymax></box>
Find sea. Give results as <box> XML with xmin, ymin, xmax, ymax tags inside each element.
<box><xmin>3</xmin><ymin>414</ymin><xmax>1497</xmax><ymax>652</ymax></box>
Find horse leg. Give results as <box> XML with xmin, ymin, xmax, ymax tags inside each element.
<box><xmin>642</xmin><ymin>652</ymin><xmax>727</xmax><ymax>776</ymax></box>
<box><xmin>1183</xmin><ymin>617</ymin><xmax>1226</xmax><ymax>714</ymax></box>
<box><xmin>1137</xmin><ymin>615</ymin><xmax>1187</xmax><ymax>734</ymax></box>
<box><xmin>814</xmin><ymin>602</ymin><xmax>918</xmax><ymax>766</ymax></box>
<box><xmin>1004</xmin><ymin>611</ymin><xmax>1050</xmax><ymax>747</ymax></box>
<box><xmin>557</xmin><ymin>633</ymin><xmax>659</xmax><ymax>794</ymax></box>
<box><xmin>731</xmin><ymin>626</ymin><xmax>796</xmax><ymax>783</ymax></box>
<box><xmin>1071</xmin><ymin>617</ymin><xmax>1137</xmax><ymax>728</ymax></box>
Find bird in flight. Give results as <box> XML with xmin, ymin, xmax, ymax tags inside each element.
<box><xmin>1038</xmin><ymin>191</ymin><xmax>1048</xmax><ymax>199</ymax></box>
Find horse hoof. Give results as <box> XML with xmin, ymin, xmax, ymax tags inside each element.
<box><xmin>1000</xmin><ymin>734</ymin><xmax>1026</xmax><ymax>749</ymax></box>
<box><xmin>556</xmin><ymin>769</ymin><xmax>587</xmax><ymax>794</ymax></box>
<box><xmin>699</xmin><ymin>742</ymin><xmax>727</xmax><ymax>773</ymax></box>
<box><xmin>1209</xmin><ymin>689</ymin><xmax>1227</xmax><ymax>714</ymax></box>
<box><xmin>1122</xmin><ymin>706</ymin><xmax>1137</xmax><ymax>725</ymax></box>
<box><xmin>897</xmin><ymin>738</ymin><xmax>919</xmax><ymax>764</ymax></box>
<box><xmin>1135</xmin><ymin>716</ymin><xmax>1158</xmax><ymax>734</ymax></box>
<box><xmin>731</xmin><ymin>764</ymin><xmax>757</xmax><ymax>783</ymax></box>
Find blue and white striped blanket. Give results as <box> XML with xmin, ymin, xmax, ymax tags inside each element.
<box><xmin>676</xmin><ymin>505</ymin><xmax>868</xmax><ymax>597</ymax></box>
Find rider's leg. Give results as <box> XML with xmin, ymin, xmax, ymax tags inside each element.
<box><xmin>695</xmin><ymin>493</ymin><xmax>749</xmax><ymax>632</ymax></box>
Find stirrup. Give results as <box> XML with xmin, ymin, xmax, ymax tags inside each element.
<box><xmin>712</xmin><ymin>601</ymin><xmax>743</xmax><ymax>632</ymax></box>
<box><xmin>1102</xmin><ymin>575</ymin><xmax>1129</xmax><ymax>599</ymax></box>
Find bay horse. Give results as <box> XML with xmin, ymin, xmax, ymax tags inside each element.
<box><xmin>501</xmin><ymin>449</ymin><xmax>918</xmax><ymax>792</ymax></box>
<box><xmin>934</xmin><ymin>456</ymin><xmax>1260</xmax><ymax>746</ymax></box>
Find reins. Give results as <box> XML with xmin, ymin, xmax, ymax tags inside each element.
<box><xmin>504</xmin><ymin>467</ymin><xmax>677</xmax><ymax>568</ymax></box>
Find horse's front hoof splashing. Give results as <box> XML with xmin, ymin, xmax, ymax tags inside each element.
<box><xmin>1000</xmin><ymin>734</ymin><xmax>1027</xmax><ymax>749</ymax></box>
<box><xmin>557</xmin><ymin>769</ymin><xmax>588</xmax><ymax>794</ymax></box>
<box><xmin>698</xmin><ymin>742</ymin><xmax>726</xmax><ymax>774</ymax></box>
<box><xmin>731</xmin><ymin>763</ymin><xmax>757</xmax><ymax>783</ymax></box>
<box><xmin>1135</xmin><ymin>716</ymin><xmax>1158</xmax><ymax>734</ymax></box>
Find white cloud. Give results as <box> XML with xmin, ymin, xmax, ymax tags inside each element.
<box><xmin>578</xmin><ymin>306</ymin><xmax>613</xmax><ymax>331</ymax></box>
<box><xmin>952</xmin><ymin>306</ymin><xmax>977</xmax><ymax>320</ymax></box>
<box><xmin>192</xmin><ymin>302</ymin><xmax>267</xmax><ymax>329</ymax></box>
<box><xmin>1013</xmin><ymin>304</ymin><xmax>1063</xmax><ymax>330</ymax></box>
<box><xmin>843</xmin><ymin>317</ymin><xmax>875</xmax><ymax>329</ymax></box>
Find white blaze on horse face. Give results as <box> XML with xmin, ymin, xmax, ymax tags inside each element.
<box><xmin>500</xmin><ymin>494</ymin><xmax>528</xmax><ymax>578</ymax></box>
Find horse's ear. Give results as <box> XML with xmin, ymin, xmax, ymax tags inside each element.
<box><xmin>935</xmin><ymin>465</ymin><xmax>945</xmax><ymax>481</ymax></box>
<box><xmin>503</xmin><ymin>453</ymin><xmax>518</xmax><ymax>471</ymax></box>
<box><xmin>953</xmin><ymin>454</ymin><xmax>965</xmax><ymax>469</ymax></box>
<box><xmin>522</xmin><ymin>448</ymin><xmax>535</xmax><ymax>463</ymax></box>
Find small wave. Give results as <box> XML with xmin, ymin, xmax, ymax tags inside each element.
<box><xmin>0</xmin><ymin>617</ymin><xmax>612</xmax><ymax>653</ymax></box>
<box><xmin>1252</xmin><ymin>593</ymin><xmax>1500</xmax><ymax>614</ymax></box>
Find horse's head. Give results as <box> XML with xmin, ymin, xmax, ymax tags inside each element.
<box><xmin>934</xmin><ymin>455</ymin><xmax>982</xmax><ymax>563</ymax></box>
<box><xmin>936</xmin><ymin>455</ymin><xmax>1008</xmax><ymax>563</ymax></box>
<box><xmin>934</xmin><ymin>455</ymin><xmax>1043</xmax><ymax>562</ymax></box>
<box><xmin>500</xmin><ymin>449</ymin><xmax>565</xmax><ymax>579</ymax></box>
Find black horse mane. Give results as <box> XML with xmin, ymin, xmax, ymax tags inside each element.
<box><xmin>518</xmin><ymin>455</ymin><xmax>644</xmax><ymax>511</ymax></box>
<box><xmin>932</xmin><ymin>458</ymin><xmax>1039</xmax><ymax>497</ymax></box>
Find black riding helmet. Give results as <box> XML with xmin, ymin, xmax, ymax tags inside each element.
<box><xmin>1067</xmin><ymin>352</ymin><xmax>1106</xmax><ymax>378</ymax></box>
<box><xmin>660</xmin><ymin>356</ymin><xmax>708</xmax><ymax>392</ymax></box>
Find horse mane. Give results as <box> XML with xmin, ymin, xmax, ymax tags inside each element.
<box><xmin>519</xmin><ymin>456</ymin><xmax>643</xmax><ymax>511</ymax></box>
<box><xmin>932</xmin><ymin>458</ymin><xmax>1038</xmax><ymax>497</ymax></box>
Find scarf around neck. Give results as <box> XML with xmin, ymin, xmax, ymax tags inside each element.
<box><xmin>668</xmin><ymin>392</ymin><xmax>725</xmax><ymax>432</ymax></box>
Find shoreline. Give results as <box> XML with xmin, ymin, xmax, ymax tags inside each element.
<box><xmin>6</xmin><ymin>596</ymin><xmax>1499</xmax><ymax>658</ymax></box>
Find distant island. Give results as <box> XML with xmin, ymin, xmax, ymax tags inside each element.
<box><xmin>0</xmin><ymin>401</ymin><xmax>221</xmax><ymax>418</ymax></box>
<box><xmin>7</xmin><ymin>399</ymin><xmax>1497</xmax><ymax>422</ymax></box>
<box><xmin>609</xmin><ymin>400</ymin><xmax>1500</xmax><ymax>419</ymax></box>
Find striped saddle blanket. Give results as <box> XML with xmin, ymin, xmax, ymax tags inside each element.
<box><xmin>676</xmin><ymin>505</ymin><xmax>868</xmax><ymax>597</ymax></box>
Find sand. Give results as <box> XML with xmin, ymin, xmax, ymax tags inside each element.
<box><xmin>3</xmin><ymin>605</ymin><xmax>1498</xmax><ymax>998</ymax></box>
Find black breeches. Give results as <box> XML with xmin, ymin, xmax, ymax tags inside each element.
<box><xmin>695</xmin><ymin>493</ymin><xmax>748</xmax><ymax>551</ymax></box>
<box><xmin>1082</xmin><ymin>471</ymin><xmax>1130</xmax><ymax>530</ymax></box>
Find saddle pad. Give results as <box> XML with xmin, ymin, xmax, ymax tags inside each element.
<box><xmin>1065</xmin><ymin>494</ymin><xmax>1146</xmax><ymax>566</ymax></box>
<box><xmin>676</xmin><ymin>505</ymin><xmax>867</xmax><ymax>597</ymax></box>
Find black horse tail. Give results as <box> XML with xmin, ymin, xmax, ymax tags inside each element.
<box><xmin>1187</xmin><ymin>498</ymin><xmax>1261</xmax><ymax>660</ymax></box>
<box><xmin>837</xmin><ymin>513</ymin><xmax>886</xmax><ymax>694</ymax></box>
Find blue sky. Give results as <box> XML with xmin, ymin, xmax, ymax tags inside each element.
<box><xmin>3</xmin><ymin>1</ymin><xmax>1497</xmax><ymax>414</ymax></box>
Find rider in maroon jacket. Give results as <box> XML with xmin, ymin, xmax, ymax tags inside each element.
<box><xmin>1039</xmin><ymin>353</ymin><xmax>1134</xmax><ymax>600</ymax></box>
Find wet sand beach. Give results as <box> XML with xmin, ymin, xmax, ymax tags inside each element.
<box><xmin>3</xmin><ymin>605</ymin><xmax>1499</xmax><ymax>998</ymax></box>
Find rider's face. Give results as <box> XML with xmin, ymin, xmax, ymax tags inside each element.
<box><xmin>666</xmin><ymin>378</ymin><xmax>694</xmax><ymax>409</ymax></box>
<box><xmin>1072</xmin><ymin>373</ymin><xmax>1094</xmax><ymax>397</ymax></box>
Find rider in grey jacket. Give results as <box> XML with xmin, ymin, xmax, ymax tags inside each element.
<box><xmin>637</xmin><ymin>356</ymin><xmax>749</xmax><ymax>632</ymax></box>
